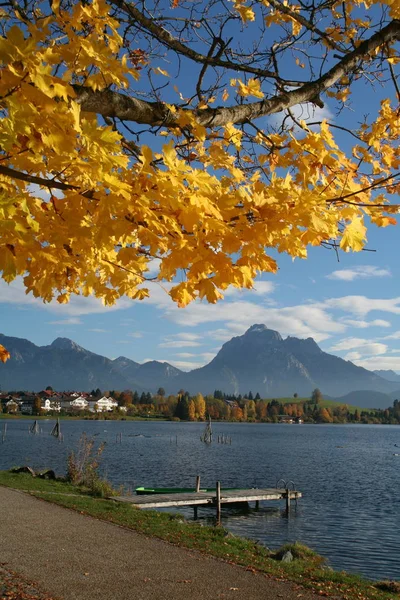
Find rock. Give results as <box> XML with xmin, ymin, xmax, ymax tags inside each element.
<box><xmin>10</xmin><ymin>466</ymin><xmax>36</xmax><ymax>477</ymax></box>
<box><xmin>37</xmin><ymin>469</ymin><xmax>56</xmax><ymax>480</ymax></box>
<box><xmin>281</xmin><ymin>550</ymin><xmax>293</xmax><ymax>563</ymax></box>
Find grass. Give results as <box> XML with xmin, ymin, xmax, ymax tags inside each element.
<box><xmin>0</xmin><ymin>413</ymin><xmax>169</xmax><ymax>421</ymax></box>
<box><xmin>0</xmin><ymin>471</ymin><xmax>397</xmax><ymax>600</ymax></box>
<box><xmin>275</xmin><ymin>397</ymin><xmax>370</xmax><ymax>414</ymax></box>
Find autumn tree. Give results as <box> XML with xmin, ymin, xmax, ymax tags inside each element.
<box><xmin>311</xmin><ymin>388</ymin><xmax>323</xmax><ymax>404</ymax></box>
<box><xmin>194</xmin><ymin>393</ymin><xmax>206</xmax><ymax>420</ymax></box>
<box><xmin>119</xmin><ymin>390</ymin><xmax>133</xmax><ymax>407</ymax></box>
<box><xmin>247</xmin><ymin>399</ymin><xmax>256</xmax><ymax>419</ymax></box>
<box><xmin>0</xmin><ymin>0</ymin><xmax>399</xmax><ymax>317</ymax></box>
<box><xmin>157</xmin><ymin>387</ymin><xmax>165</xmax><ymax>398</ymax></box>
<box><xmin>188</xmin><ymin>399</ymin><xmax>196</xmax><ymax>421</ymax></box>
<box><xmin>33</xmin><ymin>396</ymin><xmax>42</xmax><ymax>416</ymax></box>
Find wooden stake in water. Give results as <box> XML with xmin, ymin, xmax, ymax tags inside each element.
<box><xmin>2</xmin><ymin>423</ymin><xmax>7</xmax><ymax>443</ymax></box>
<box><xmin>201</xmin><ymin>415</ymin><xmax>212</xmax><ymax>444</ymax></box>
<box><xmin>50</xmin><ymin>418</ymin><xmax>61</xmax><ymax>440</ymax></box>
<box><xmin>29</xmin><ymin>420</ymin><xmax>40</xmax><ymax>435</ymax></box>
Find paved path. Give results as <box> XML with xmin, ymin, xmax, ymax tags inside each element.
<box><xmin>0</xmin><ymin>487</ymin><xmax>325</xmax><ymax>600</ymax></box>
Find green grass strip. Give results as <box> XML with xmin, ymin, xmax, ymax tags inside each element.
<box><xmin>0</xmin><ymin>472</ymin><xmax>396</xmax><ymax>600</ymax></box>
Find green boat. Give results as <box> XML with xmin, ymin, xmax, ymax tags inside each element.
<box><xmin>135</xmin><ymin>486</ymin><xmax>240</xmax><ymax>495</ymax></box>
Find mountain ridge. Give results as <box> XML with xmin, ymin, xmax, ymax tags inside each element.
<box><xmin>0</xmin><ymin>328</ymin><xmax>397</xmax><ymax>405</ymax></box>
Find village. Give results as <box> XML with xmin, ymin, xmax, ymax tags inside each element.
<box><xmin>0</xmin><ymin>389</ymin><xmax>121</xmax><ymax>415</ymax></box>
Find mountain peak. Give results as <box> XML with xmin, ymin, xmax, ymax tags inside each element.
<box><xmin>284</xmin><ymin>336</ymin><xmax>322</xmax><ymax>355</ymax></box>
<box><xmin>50</xmin><ymin>337</ymin><xmax>84</xmax><ymax>352</ymax></box>
<box><xmin>245</xmin><ymin>324</ymin><xmax>283</xmax><ymax>341</ymax></box>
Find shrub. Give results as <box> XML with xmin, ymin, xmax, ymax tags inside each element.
<box><xmin>67</xmin><ymin>433</ymin><xmax>115</xmax><ymax>497</ymax></box>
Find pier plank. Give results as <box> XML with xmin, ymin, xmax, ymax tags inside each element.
<box><xmin>113</xmin><ymin>488</ymin><xmax>302</xmax><ymax>509</ymax></box>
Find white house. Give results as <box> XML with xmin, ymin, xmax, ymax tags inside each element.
<box><xmin>89</xmin><ymin>396</ymin><xmax>118</xmax><ymax>412</ymax></box>
<box><xmin>70</xmin><ymin>396</ymin><xmax>89</xmax><ymax>410</ymax></box>
<box><xmin>5</xmin><ymin>399</ymin><xmax>19</xmax><ymax>413</ymax></box>
<box><xmin>41</xmin><ymin>398</ymin><xmax>62</xmax><ymax>412</ymax></box>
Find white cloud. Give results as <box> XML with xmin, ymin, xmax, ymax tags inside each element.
<box><xmin>48</xmin><ymin>317</ymin><xmax>82</xmax><ymax>325</ymax></box>
<box><xmin>330</xmin><ymin>337</ymin><xmax>387</xmax><ymax>355</ymax></box>
<box><xmin>330</xmin><ymin>337</ymin><xmax>370</xmax><ymax>351</ymax></box>
<box><xmin>382</xmin><ymin>331</ymin><xmax>400</xmax><ymax>340</ymax></box>
<box><xmin>323</xmin><ymin>296</ymin><xmax>400</xmax><ymax>317</ymax></box>
<box><xmin>327</xmin><ymin>266</ymin><xmax>391</xmax><ymax>282</ymax></box>
<box><xmin>167</xmin><ymin>332</ymin><xmax>202</xmax><ymax>341</ymax></box>
<box><xmin>161</xmin><ymin>299</ymin><xmax>344</xmax><ymax>342</ymax></box>
<box><xmin>142</xmin><ymin>357</ymin><xmax>203</xmax><ymax>371</ymax></box>
<box><xmin>0</xmin><ymin>278</ymin><xmax>133</xmax><ymax>316</ymax></box>
<box><xmin>170</xmin><ymin>360</ymin><xmax>204</xmax><ymax>370</ymax></box>
<box><xmin>128</xmin><ymin>332</ymin><xmax>143</xmax><ymax>339</ymax></box>
<box><xmin>268</xmin><ymin>102</ymin><xmax>334</xmax><ymax>131</ymax></box>
<box><xmin>200</xmin><ymin>352</ymin><xmax>216</xmax><ymax>361</ymax></box>
<box><xmin>88</xmin><ymin>328</ymin><xmax>107</xmax><ymax>333</ymax></box>
<box><xmin>223</xmin><ymin>281</ymin><xmax>275</xmax><ymax>298</ymax></box>
<box><xmin>145</xmin><ymin>258</ymin><xmax>162</xmax><ymax>277</ymax></box>
<box><xmin>174</xmin><ymin>352</ymin><xmax>196</xmax><ymax>358</ymax></box>
<box><xmin>158</xmin><ymin>340</ymin><xmax>202</xmax><ymax>348</ymax></box>
<box><xmin>360</xmin><ymin>343</ymin><xmax>388</xmax><ymax>356</ymax></box>
<box><xmin>344</xmin><ymin>351</ymin><xmax>362</xmax><ymax>361</ymax></box>
<box><xmin>209</xmin><ymin>329</ymin><xmax>237</xmax><ymax>342</ymax></box>
<box><xmin>354</xmin><ymin>356</ymin><xmax>400</xmax><ymax>371</ymax></box>
<box><xmin>341</xmin><ymin>319</ymin><xmax>391</xmax><ymax>329</ymax></box>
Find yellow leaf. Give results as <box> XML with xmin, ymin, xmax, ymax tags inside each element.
<box><xmin>0</xmin><ymin>344</ymin><xmax>10</xmax><ymax>363</ymax></box>
<box><xmin>170</xmin><ymin>283</ymin><xmax>194</xmax><ymax>307</ymax></box>
<box><xmin>340</xmin><ymin>218</ymin><xmax>367</xmax><ymax>252</ymax></box>
<box><xmin>153</xmin><ymin>67</ymin><xmax>170</xmax><ymax>77</ymax></box>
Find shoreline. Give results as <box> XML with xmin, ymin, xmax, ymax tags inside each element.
<box><xmin>2</xmin><ymin>414</ymin><xmax>400</xmax><ymax>426</ymax></box>
<box><xmin>0</xmin><ymin>470</ymin><xmax>397</xmax><ymax>599</ymax></box>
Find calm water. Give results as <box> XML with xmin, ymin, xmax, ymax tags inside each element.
<box><xmin>1</xmin><ymin>420</ymin><xmax>399</xmax><ymax>580</ymax></box>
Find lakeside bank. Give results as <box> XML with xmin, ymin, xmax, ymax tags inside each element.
<box><xmin>0</xmin><ymin>470</ymin><xmax>397</xmax><ymax>600</ymax></box>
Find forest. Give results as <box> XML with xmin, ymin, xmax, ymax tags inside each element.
<box><xmin>64</xmin><ymin>389</ymin><xmax>400</xmax><ymax>424</ymax></box>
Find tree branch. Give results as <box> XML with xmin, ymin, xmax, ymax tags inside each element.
<box><xmin>109</xmin><ymin>0</ymin><xmax>281</xmax><ymax>79</ymax></box>
<box><xmin>0</xmin><ymin>165</ymin><xmax>79</xmax><ymax>191</ymax></box>
<box><xmin>75</xmin><ymin>19</ymin><xmax>400</xmax><ymax>128</ymax></box>
<box><xmin>263</xmin><ymin>0</ymin><xmax>346</xmax><ymax>52</ymax></box>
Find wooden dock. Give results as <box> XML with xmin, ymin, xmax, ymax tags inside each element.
<box><xmin>113</xmin><ymin>487</ymin><xmax>302</xmax><ymax>521</ymax></box>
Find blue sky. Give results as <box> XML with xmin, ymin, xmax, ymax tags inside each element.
<box><xmin>1</xmin><ymin>217</ymin><xmax>399</xmax><ymax>372</ymax></box>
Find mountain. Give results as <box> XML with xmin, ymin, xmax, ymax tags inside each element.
<box><xmin>174</xmin><ymin>324</ymin><xmax>399</xmax><ymax>398</ymax></box>
<box><xmin>112</xmin><ymin>357</ymin><xmax>181</xmax><ymax>391</ymax></box>
<box><xmin>0</xmin><ymin>327</ymin><xmax>398</xmax><ymax>400</ymax></box>
<box><xmin>0</xmin><ymin>334</ymin><xmax>180</xmax><ymax>393</ymax></box>
<box><xmin>373</xmin><ymin>369</ymin><xmax>400</xmax><ymax>383</ymax></box>
<box><xmin>328</xmin><ymin>390</ymin><xmax>393</xmax><ymax>410</ymax></box>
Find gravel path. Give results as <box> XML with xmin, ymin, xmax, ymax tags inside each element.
<box><xmin>1</xmin><ymin>487</ymin><xmax>325</xmax><ymax>600</ymax></box>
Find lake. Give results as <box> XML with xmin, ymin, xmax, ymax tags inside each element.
<box><xmin>1</xmin><ymin>420</ymin><xmax>399</xmax><ymax>580</ymax></box>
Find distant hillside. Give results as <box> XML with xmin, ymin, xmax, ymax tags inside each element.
<box><xmin>0</xmin><ymin>334</ymin><xmax>180</xmax><ymax>393</ymax></box>
<box><xmin>1</xmin><ymin>327</ymin><xmax>398</xmax><ymax>398</ymax></box>
<box><xmin>328</xmin><ymin>390</ymin><xmax>393</xmax><ymax>410</ymax></box>
<box><xmin>374</xmin><ymin>369</ymin><xmax>400</xmax><ymax>383</ymax></box>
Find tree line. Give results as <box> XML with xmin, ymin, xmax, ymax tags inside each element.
<box><xmin>71</xmin><ymin>389</ymin><xmax>400</xmax><ymax>424</ymax></box>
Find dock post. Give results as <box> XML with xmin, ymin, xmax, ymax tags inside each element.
<box><xmin>196</xmin><ymin>475</ymin><xmax>201</xmax><ymax>492</ymax></box>
<box><xmin>286</xmin><ymin>490</ymin><xmax>291</xmax><ymax>514</ymax></box>
<box><xmin>193</xmin><ymin>506</ymin><xmax>198</xmax><ymax>520</ymax></box>
<box><xmin>216</xmin><ymin>481</ymin><xmax>221</xmax><ymax>525</ymax></box>
<box><xmin>255</xmin><ymin>500</ymin><xmax>259</xmax><ymax>510</ymax></box>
